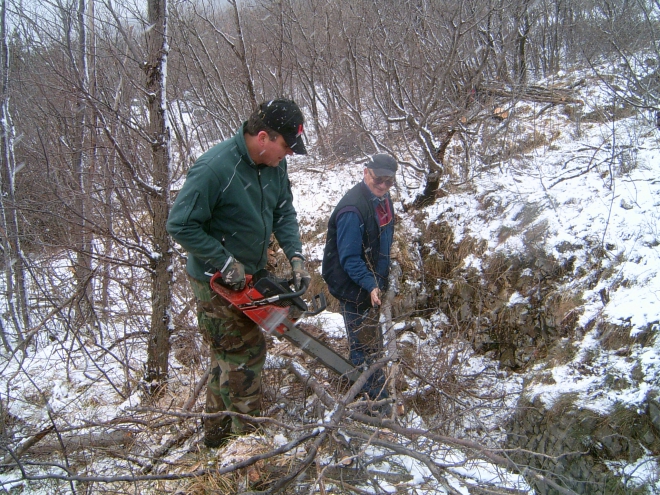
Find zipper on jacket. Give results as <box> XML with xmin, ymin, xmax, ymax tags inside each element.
<box><xmin>256</xmin><ymin>169</ymin><xmax>267</xmax><ymax>268</ymax></box>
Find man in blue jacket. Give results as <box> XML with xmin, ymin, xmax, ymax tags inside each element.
<box><xmin>322</xmin><ymin>154</ymin><xmax>397</xmax><ymax>415</ymax></box>
<box><xmin>167</xmin><ymin>99</ymin><xmax>310</xmax><ymax>447</ymax></box>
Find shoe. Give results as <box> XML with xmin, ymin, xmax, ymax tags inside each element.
<box><xmin>377</xmin><ymin>403</ymin><xmax>392</xmax><ymax>417</ymax></box>
<box><xmin>364</xmin><ymin>401</ymin><xmax>392</xmax><ymax>418</ymax></box>
<box><xmin>203</xmin><ymin>422</ymin><xmax>231</xmax><ymax>449</ymax></box>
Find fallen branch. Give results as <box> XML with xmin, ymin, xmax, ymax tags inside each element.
<box><xmin>350</xmin><ymin>417</ymin><xmax>579</xmax><ymax>495</ymax></box>
<box><xmin>346</xmin><ymin>428</ymin><xmax>464</xmax><ymax>495</ymax></box>
<box><xmin>130</xmin><ymin>406</ymin><xmax>297</xmax><ymax>431</ymax></box>
<box><xmin>481</xmin><ymin>83</ymin><xmax>584</xmax><ymax>106</ymax></box>
<box><xmin>182</xmin><ymin>365</ymin><xmax>210</xmax><ymax>411</ymax></box>
<box><xmin>5</xmin><ymin>430</ymin><xmax>321</xmax><ymax>484</ymax></box>
<box><xmin>141</xmin><ymin>423</ymin><xmax>200</xmax><ymax>474</ymax></box>
<box><xmin>287</xmin><ymin>360</ymin><xmax>336</xmax><ymax>409</ymax></box>
<box><xmin>0</xmin><ymin>426</ymin><xmax>54</xmax><ymax>469</ymax></box>
<box><xmin>5</xmin><ymin>429</ymin><xmax>134</xmax><ymax>457</ymax></box>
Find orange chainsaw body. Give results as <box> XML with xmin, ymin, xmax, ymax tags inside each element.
<box><xmin>209</xmin><ymin>269</ymin><xmax>360</xmax><ymax>383</ymax></box>
<box><xmin>209</xmin><ymin>270</ymin><xmax>309</xmax><ymax>335</ymax></box>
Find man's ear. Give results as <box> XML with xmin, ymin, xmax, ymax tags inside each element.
<box><xmin>256</xmin><ymin>130</ymin><xmax>270</xmax><ymax>147</ymax></box>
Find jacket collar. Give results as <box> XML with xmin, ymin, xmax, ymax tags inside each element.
<box><xmin>235</xmin><ymin>122</ymin><xmax>287</xmax><ymax>171</ymax></box>
<box><xmin>235</xmin><ymin>123</ymin><xmax>259</xmax><ymax>170</ymax></box>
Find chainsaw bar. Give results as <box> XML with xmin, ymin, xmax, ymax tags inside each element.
<box><xmin>276</xmin><ymin>318</ymin><xmax>362</xmax><ymax>383</ymax></box>
<box><xmin>209</xmin><ymin>270</ymin><xmax>361</xmax><ymax>383</ymax></box>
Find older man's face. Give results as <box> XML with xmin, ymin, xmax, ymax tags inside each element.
<box><xmin>364</xmin><ymin>168</ymin><xmax>395</xmax><ymax>197</ymax></box>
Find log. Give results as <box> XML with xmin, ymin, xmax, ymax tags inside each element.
<box><xmin>480</xmin><ymin>83</ymin><xmax>584</xmax><ymax>106</ymax></box>
<box><xmin>4</xmin><ymin>429</ymin><xmax>133</xmax><ymax>458</ymax></box>
<box><xmin>0</xmin><ymin>426</ymin><xmax>54</xmax><ymax>468</ymax></box>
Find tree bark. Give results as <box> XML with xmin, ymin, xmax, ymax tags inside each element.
<box><xmin>412</xmin><ymin>129</ymin><xmax>455</xmax><ymax>209</ymax></box>
<box><xmin>73</xmin><ymin>0</ymin><xmax>94</xmax><ymax>331</ymax></box>
<box><xmin>144</xmin><ymin>0</ymin><xmax>173</xmax><ymax>394</ymax></box>
<box><xmin>0</xmin><ymin>0</ymin><xmax>27</xmax><ymax>348</ymax></box>
<box><xmin>228</xmin><ymin>0</ymin><xmax>257</xmax><ymax>107</ymax></box>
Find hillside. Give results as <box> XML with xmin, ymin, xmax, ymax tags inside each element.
<box><xmin>285</xmin><ymin>65</ymin><xmax>660</xmax><ymax>493</ymax></box>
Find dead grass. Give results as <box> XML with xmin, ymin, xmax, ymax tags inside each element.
<box><xmin>420</xmin><ymin>220</ymin><xmax>485</xmax><ymax>283</ymax></box>
<box><xmin>511</xmin><ymin>130</ymin><xmax>549</xmax><ymax>155</ymax></box>
<box><xmin>598</xmin><ymin>322</ymin><xmax>637</xmax><ymax>351</ymax></box>
<box><xmin>545</xmin><ymin>392</ymin><xmax>579</xmax><ymax>422</ymax></box>
<box><xmin>545</xmin><ymin>338</ymin><xmax>578</xmax><ymax>367</ymax></box>
<box><xmin>175</xmin><ymin>433</ymin><xmax>287</xmax><ymax>494</ymax></box>
<box><xmin>181</xmin><ymin>470</ymin><xmax>235</xmax><ymax>494</ymax></box>
<box><xmin>581</xmin><ymin>104</ymin><xmax>637</xmax><ymax>123</ymax></box>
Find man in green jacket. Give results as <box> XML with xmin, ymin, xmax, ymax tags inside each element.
<box><xmin>167</xmin><ymin>99</ymin><xmax>310</xmax><ymax>448</ymax></box>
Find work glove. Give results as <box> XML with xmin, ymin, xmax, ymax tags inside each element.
<box><xmin>291</xmin><ymin>257</ymin><xmax>311</xmax><ymax>291</ymax></box>
<box><xmin>220</xmin><ymin>258</ymin><xmax>246</xmax><ymax>291</ymax></box>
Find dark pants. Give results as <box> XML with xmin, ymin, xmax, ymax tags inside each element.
<box><xmin>339</xmin><ymin>300</ymin><xmax>389</xmax><ymax>401</ymax></box>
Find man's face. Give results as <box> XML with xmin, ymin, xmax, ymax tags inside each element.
<box><xmin>257</xmin><ymin>131</ymin><xmax>294</xmax><ymax>167</ymax></box>
<box><xmin>364</xmin><ymin>168</ymin><xmax>395</xmax><ymax>197</ymax></box>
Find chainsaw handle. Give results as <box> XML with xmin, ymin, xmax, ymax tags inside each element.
<box><xmin>249</xmin><ymin>276</ymin><xmax>309</xmax><ymax>306</ymax></box>
<box><xmin>209</xmin><ymin>270</ymin><xmax>223</xmax><ymax>289</ymax></box>
<box><xmin>209</xmin><ymin>270</ymin><xmax>308</xmax><ymax>302</ymax></box>
<box><xmin>286</xmin><ymin>276</ymin><xmax>310</xmax><ymax>298</ymax></box>
<box><xmin>306</xmin><ymin>292</ymin><xmax>327</xmax><ymax>316</ymax></box>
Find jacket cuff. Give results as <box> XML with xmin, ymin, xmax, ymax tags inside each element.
<box><xmin>220</xmin><ymin>256</ymin><xmax>234</xmax><ymax>273</ymax></box>
<box><xmin>363</xmin><ymin>278</ymin><xmax>378</xmax><ymax>293</ymax></box>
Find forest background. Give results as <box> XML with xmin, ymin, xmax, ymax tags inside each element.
<box><xmin>0</xmin><ymin>0</ymin><xmax>659</xmax><ymax>493</ymax></box>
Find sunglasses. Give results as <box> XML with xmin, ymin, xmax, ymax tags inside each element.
<box><xmin>368</xmin><ymin>169</ymin><xmax>396</xmax><ymax>187</ymax></box>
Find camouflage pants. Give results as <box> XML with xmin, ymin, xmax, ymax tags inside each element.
<box><xmin>188</xmin><ymin>275</ymin><xmax>267</xmax><ymax>434</ymax></box>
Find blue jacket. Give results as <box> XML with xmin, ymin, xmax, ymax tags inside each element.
<box><xmin>322</xmin><ymin>181</ymin><xmax>394</xmax><ymax>304</ymax></box>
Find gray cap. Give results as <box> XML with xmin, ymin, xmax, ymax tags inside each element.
<box><xmin>366</xmin><ymin>154</ymin><xmax>397</xmax><ymax>176</ymax></box>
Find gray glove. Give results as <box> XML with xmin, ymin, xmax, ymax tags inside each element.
<box><xmin>291</xmin><ymin>257</ymin><xmax>311</xmax><ymax>291</ymax></box>
<box><xmin>220</xmin><ymin>258</ymin><xmax>246</xmax><ymax>291</ymax></box>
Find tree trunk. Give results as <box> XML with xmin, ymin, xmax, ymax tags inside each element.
<box><xmin>228</xmin><ymin>0</ymin><xmax>257</xmax><ymax>107</ymax></box>
<box><xmin>144</xmin><ymin>0</ymin><xmax>173</xmax><ymax>394</ymax></box>
<box><xmin>412</xmin><ymin>129</ymin><xmax>455</xmax><ymax>209</ymax></box>
<box><xmin>514</xmin><ymin>5</ymin><xmax>530</xmax><ymax>85</ymax></box>
<box><xmin>0</xmin><ymin>0</ymin><xmax>27</xmax><ymax>349</ymax></box>
<box><xmin>73</xmin><ymin>0</ymin><xmax>94</xmax><ymax>331</ymax></box>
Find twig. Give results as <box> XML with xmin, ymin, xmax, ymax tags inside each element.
<box><xmin>182</xmin><ymin>365</ymin><xmax>210</xmax><ymax>411</ymax></box>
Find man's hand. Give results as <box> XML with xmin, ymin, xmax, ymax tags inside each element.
<box><xmin>370</xmin><ymin>287</ymin><xmax>381</xmax><ymax>307</ymax></box>
<box><xmin>291</xmin><ymin>257</ymin><xmax>311</xmax><ymax>291</ymax></box>
<box><xmin>221</xmin><ymin>259</ymin><xmax>246</xmax><ymax>291</ymax></box>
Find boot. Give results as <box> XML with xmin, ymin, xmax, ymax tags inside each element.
<box><xmin>203</xmin><ymin>417</ymin><xmax>232</xmax><ymax>449</ymax></box>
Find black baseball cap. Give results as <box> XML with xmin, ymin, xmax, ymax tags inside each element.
<box><xmin>366</xmin><ymin>153</ymin><xmax>397</xmax><ymax>176</ymax></box>
<box><xmin>258</xmin><ymin>99</ymin><xmax>307</xmax><ymax>155</ymax></box>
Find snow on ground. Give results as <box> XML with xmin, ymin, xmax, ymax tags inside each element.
<box><xmin>286</xmin><ymin>67</ymin><xmax>660</xmax><ymax>490</ymax></box>
<box><xmin>1</xmin><ymin>65</ymin><xmax>659</xmax><ymax>493</ymax></box>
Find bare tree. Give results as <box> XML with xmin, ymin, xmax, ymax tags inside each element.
<box><xmin>71</xmin><ymin>0</ymin><xmax>95</xmax><ymax>329</ymax></box>
<box><xmin>143</xmin><ymin>0</ymin><xmax>173</xmax><ymax>393</ymax></box>
<box><xmin>0</xmin><ymin>0</ymin><xmax>27</xmax><ymax>350</ymax></box>
<box><xmin>169</xmin><ymin>0</ymin><xmax>254</xmax><ymax>148</ymax></box>
<box><xmin>227</xmin><ymin>0</ymin><xmax>257</xmax><ymax>107</ymax></box>
<box><xmin>588</xmin><ymin>0</ymin><xmax>659</xmax><ymax>121</ymax></box>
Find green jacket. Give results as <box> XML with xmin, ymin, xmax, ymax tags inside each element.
<box><xmin>167</xmin><ymin>124</ymin><xmax>303</xmax><ymax>281</ymax></box>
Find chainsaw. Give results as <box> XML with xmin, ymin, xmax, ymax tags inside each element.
<box><xmin>210</xmin><ymin>269</ymin><xmax>361</xmax><ymax>383</ymax></box>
